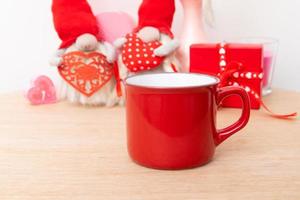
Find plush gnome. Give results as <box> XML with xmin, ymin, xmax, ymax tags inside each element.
<box><xmin>115</xmin><ymin>0</ymin><xmax>181</xmax><ymax>79</ymax></box>
<box><xmin>50</xmin><ymin>0</ymin><xmax>122</xmax><ymax>106</ymax></box>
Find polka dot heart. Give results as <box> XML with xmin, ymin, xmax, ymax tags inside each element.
<box><xmin>59</xmin><ymin>51</ymin><xmax>114</xmax><ymax>97</ymax></box>
<box><xmin>122</xmin><ymin>33</ymin><xmax>165</xmax><ymax>72</ymax></box>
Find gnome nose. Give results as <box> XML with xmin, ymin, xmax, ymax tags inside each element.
<box><xmin>83</xmin><ymin>44</ymin><xmax>94</xmax><ymax>51</ymax></box>
<box><xmin>76</xmin><ymin>33</ymin><xmax>98</xmax><ymax>52</ymax></box>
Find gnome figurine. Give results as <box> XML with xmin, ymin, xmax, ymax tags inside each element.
<box><xmin>115</xmin><ymin>0</ymin><xmax>181</xmax><ymax>80</ymax></box>
<box><xmin>50</xmin><ymin>0</ymin><xmax>122</xmax><ymax>106</ymax></box>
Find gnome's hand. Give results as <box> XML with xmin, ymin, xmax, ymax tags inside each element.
<box><xmin>154</xmin><ymin>38</ymin><xmax>179</xmax><ymax>57</ymax></box>
<box><xmin>99</xmin><ymin>42</ymin><xmax>117</xmax><ymax>63</ymax></box>
<box><xmin>49</xmin><ymin>49</ymin><xmax>66</xmax><ymax>67</ymax></box>
<box><xmin>114</xmin><ymin>37</ymin><xmax>127</xmax><ymax>49</ymax></box>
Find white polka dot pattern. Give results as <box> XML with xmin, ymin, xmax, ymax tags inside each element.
<box><xmin>122</xmin><ymin>33</ymin><xmax>165</xmax><ymax>72</ymax></box>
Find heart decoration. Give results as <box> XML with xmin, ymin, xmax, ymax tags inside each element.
<box><xmin>122</xmin><ymin>33</ymin><xmax>165</xmax><ymax>72</ymax></box>
<box><xmin>27</xmin><ymin>76</ymin><xmax>57</xmax><ymax>105</ymax></box>
<box><xmin>58</xmin><ymin>51</ymin><xmax>114</xmax><ymax>97</ymax></box>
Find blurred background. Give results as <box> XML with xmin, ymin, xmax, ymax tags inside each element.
<box><xmin>0</xmin><ymin>0</ymin><xmax>299</xmax><ymax>92</ymax></box>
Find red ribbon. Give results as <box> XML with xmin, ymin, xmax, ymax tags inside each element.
<box><xmin>171</xmin><ymin>63</ymin><xmax>178</xmax><ymax>73</ymax></box>
<box><xmin>218</xmin><ymin>62</ymin><xmax>297</xmax><ymax>119</ymax></box>
<box><xmin>219</xmin><ymin>61</ymin><xmax>243</xmax><ymax>88</ymax></box>
<box><xmin>113</xmin><ymin>62</ymin><xmax>123</xmax><ymax>97</ymax></box>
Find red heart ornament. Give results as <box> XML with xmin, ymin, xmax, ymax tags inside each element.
<box><xmin>122</xmin><ymin>33</ymin><xmax>165</xmax><ymax>72</ymax></box>
<box><xmin>58</xmin><ymin>51</ymin><xmax>114</xmax><ymax>97</ymax></box>
<box><xmin>27</xmin><ymin>76</ymin><xmax>57</xmax><ymax>105</ymax></box>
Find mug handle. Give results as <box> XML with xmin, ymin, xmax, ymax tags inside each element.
<box><xmin>215</xmin><ymin>87</ymin><xmax>251</xmax><ymax>146</ymax></box>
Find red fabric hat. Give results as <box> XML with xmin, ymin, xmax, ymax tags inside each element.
<box><xmin>136</xmin><ymin>0</ymin><xmax>175</xmax><ymax>38</ymax></box>
<box><xmin>52</xmin><ymin>0</ymin><xmax>102</xmax><ymax>49</ymax></box>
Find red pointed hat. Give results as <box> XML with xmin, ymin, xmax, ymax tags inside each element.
<box><xmin>136</xmin><ymin>0</ymin><xmax>175</xmax><ymax>38</ymax></box>
<box><xmin>52</xmin><ymin>0</ymin><xmax>102</xmax><ymax>49</ymax></box>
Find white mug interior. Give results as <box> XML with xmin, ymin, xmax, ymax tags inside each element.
<box><xmin>125</xmin><ymin>73</ymin><xmax>219</xmax><ymax>88</ymax></box>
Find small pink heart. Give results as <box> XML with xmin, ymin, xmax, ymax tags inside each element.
<box><xmin>27</xmin><ymin>76</ymin><xmax>57</xmax><ymax>105</ymax></box>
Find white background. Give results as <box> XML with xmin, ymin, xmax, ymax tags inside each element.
<box><xmin>0</xmin><ymin>0</ymin><xmax>299</xmax><ymax>93</ymax></box>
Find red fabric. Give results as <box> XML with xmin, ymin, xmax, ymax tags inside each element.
<box><xmin>135</xmin><ymin>0</ymin><xmax>175</xmax><ymax>38</ymax></box>
<box><xmin>52</xmin><ymin>0</ymin><xmax>101</xmax><ymax>49</ymax></box>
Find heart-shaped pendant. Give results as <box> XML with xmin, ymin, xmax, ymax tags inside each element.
<box><xmin>58</xmin><ymin>51</ymin><xmax>114</xmax><ymax>97</ymax></box>
<box><xmin>27</xmin><ymin>76</ymin><xmax>57</xmax><ymax>105</ymax></box>
<box><xmin>122</xmin><ymin>33</ymin><xmax>165</xmax><ymax>72</ymax></box>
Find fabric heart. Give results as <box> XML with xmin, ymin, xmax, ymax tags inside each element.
<box><xmin>27</xmin><ymin>76</ymin><xmax>57</xmax><ymax>105</ymax></box>
<box><xmin>58</xmin><ymin>51</ymin><xmax>114</xmax><ymax>97</ymax></box>
<box><xmin>122</xmin><ymin>33</ymin><xmax>165</xmax><ymax>72</ymax></box>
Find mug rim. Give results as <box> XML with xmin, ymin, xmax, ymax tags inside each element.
<box><xmin>125</xmin><ymin>72</ymin><xmax>220</xmax><ymax>89</ymax></box>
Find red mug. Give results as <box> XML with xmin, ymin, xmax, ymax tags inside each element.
<box><xmin>125</xmin><ymin>73</ymin><xmax>250</xmax><ymax>170</ymax></box>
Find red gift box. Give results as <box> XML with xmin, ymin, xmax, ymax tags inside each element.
<box><xmin>190</xmin><ymin>43</ymin><xmax>263</xmax><ymax>109</ymax></box>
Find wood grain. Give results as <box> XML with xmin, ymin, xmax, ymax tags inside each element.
<box><xmin>0</xmin><ymin>89</ymin><xmax>299</xmax><ymax>200</ymax></box>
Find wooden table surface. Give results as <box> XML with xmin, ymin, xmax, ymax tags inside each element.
<box><xmin>0</xmin><ymin>89</ymin><xmax>299</xmax><ymax>200</ymax></box>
